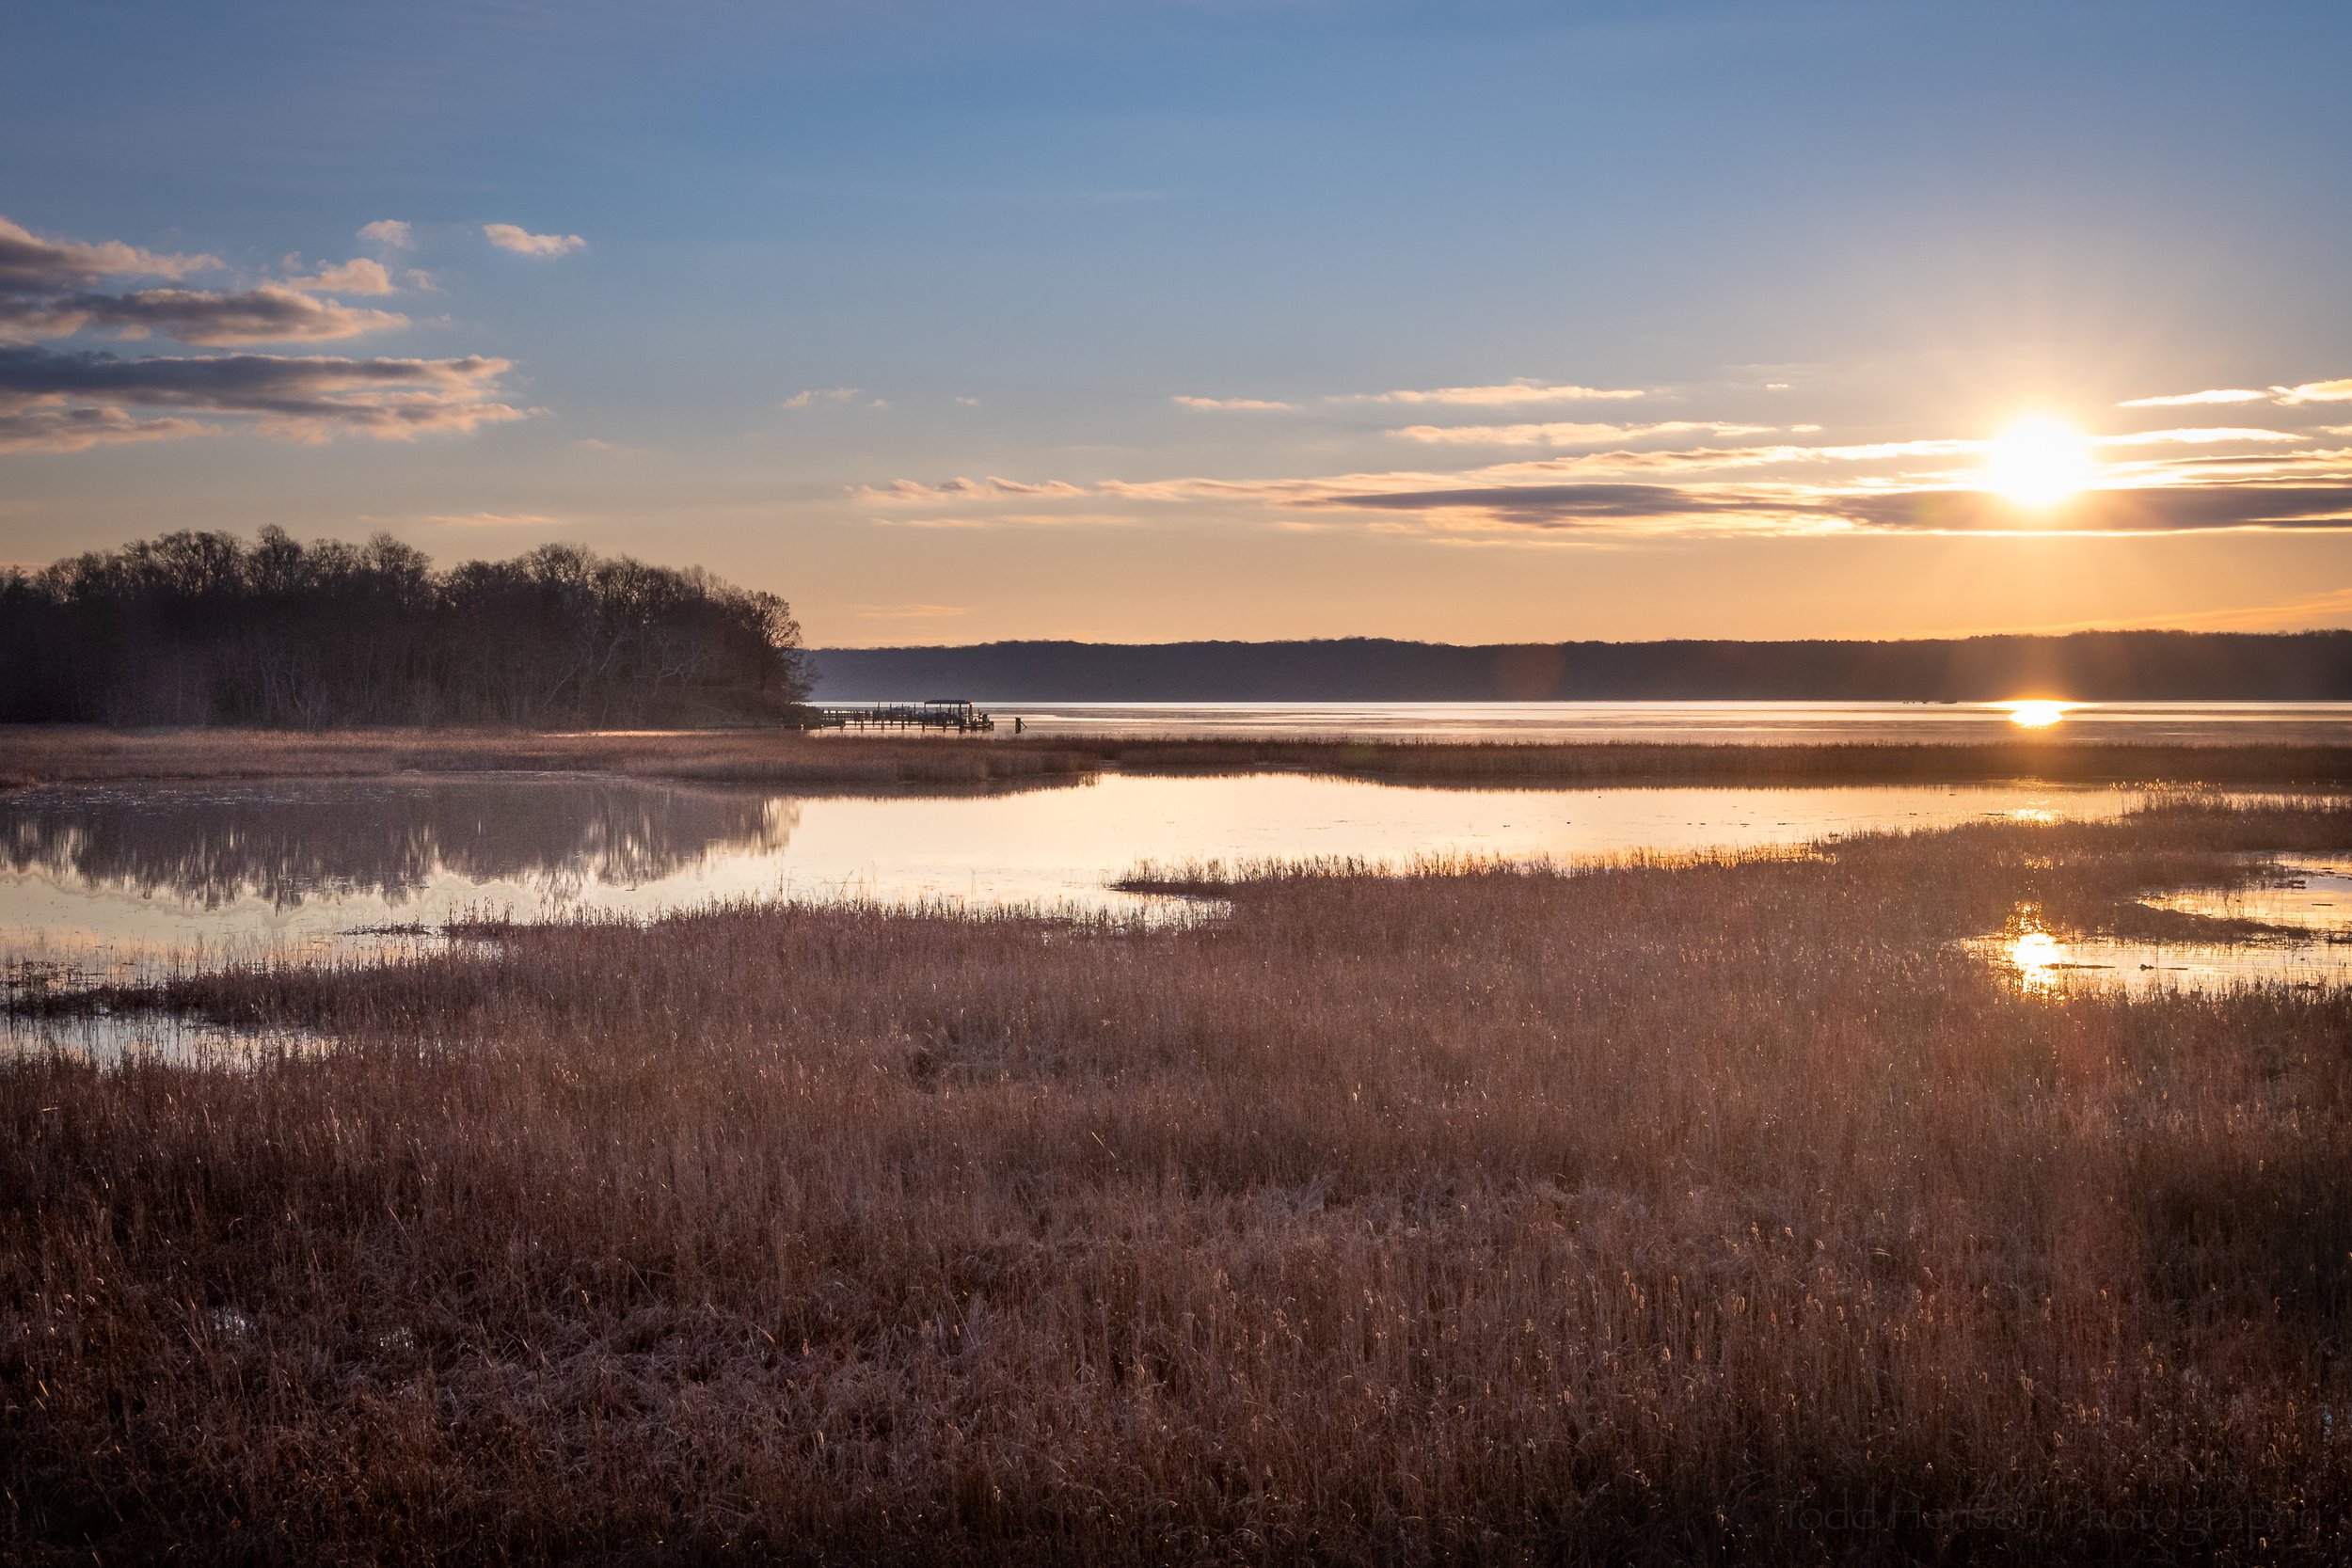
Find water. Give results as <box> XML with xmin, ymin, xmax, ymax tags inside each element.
<box><xmin>1972</xmin><ymin>856</ymin><xmax>2352</xmax><ymax>997</ymax></box>
<box><xmin>982</xmin><ymin>700</ymin><xmax>2352</xmax><ymax>745</ymax></box>
<box><xmin>3</xmin><ymin>770</ymin><xmax>2143</xmax><ymax>977</ymax></box>
<box><xmin>4</xmin><ymin>771</ymin><xmax>2344</xmax><ymax>1051</ymax></box>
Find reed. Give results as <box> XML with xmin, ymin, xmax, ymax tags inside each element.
<box><xmin>10</xmin><ymin>723</ymin><xmax>2352</xmax><ymax>794</ymax></box>
<box><xmin>5</xmin><ymin>800</ymin><xmax>2352</xmax><ymax>1561</ymax></box>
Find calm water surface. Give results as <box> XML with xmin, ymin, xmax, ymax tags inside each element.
<box><xmin>3</xmin><ymin>767</ymin><xmax>2344</xmax><ymax>1052</ymax></box>
<box><xmin>1976</xmin><ymin>857</ymin><xmax>2352</xmax><ymax>997</ymax></box>
<box><xmin>3</xmin><ymin>770</ymin><xmax>2143</xmax><ymax>981</ymax></box>
<box><xmin>987</xmin><ymin>700</ymin><xmax>2352</xmax><ymax>745</ymax></box>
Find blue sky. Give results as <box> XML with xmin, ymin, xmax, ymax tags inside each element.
<box><xmin>6</xmin><ymin>1</ymin><xmax>2351</xmax><ymax>643</ymax></box>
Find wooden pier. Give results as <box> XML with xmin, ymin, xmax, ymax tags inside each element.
<box><xmin>808</xmin><ymin>698</ymin><xmax>995</xmax><ymax>733</ymax></box>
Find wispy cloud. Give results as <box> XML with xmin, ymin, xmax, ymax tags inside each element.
<box><xmin>0</xmin><ymin>345</ymin><xmax>525</xmax><ymax>448</ymax></box>
<box><xmin>1284</xmin><ymin>480</ymin><xmax>2352</xmax><ymax>538</ymax></box>
<box><xmin>867</xmin><ymin>512</ymin><xmax>1136</xmax><ymax>530</ymax></box>
<box><xmin>2119</xmin><ymin>388</ymin><xmax>2268</xmax><ymax>407</ymax></box>
<box><xmin>2277</xmin><ymin>379</ymin><xmax>2352</xmax><ymax>405</ymax></box>
<box><xmin>1388</xmin><ymin>420</ymin><xmax>1769</xmax><ymax>448</ymax></box>
<box><xmin>0</xmin><ymin>215</ymin><xmax>217</xmax><ymax>295</ymax></box>
<box><xmin>0</xmin><ymin>404</ymin><xmax>212</xmax><ymax>454</ymax></box>
<box><xmin>2121</xmin><ymin>379</ymin><xmax>2352</xmax><ymax>408</ymax></box>
<box><xmin>483</xmin><ymin>223</ymin><xmax>585</xmax><ymax>259</ymax></box>
<box><xmin>280</xmin><ymin>257</ymin><xmax>400</xmax><ymax>296</ymax></box>
<box><xmin>3</xmin><ymin>214</ymin><xmax>408</xmax><ymax>346</ymax></box>
<box><xmin>1173</xmin><ymin>395</ymin><xmax>1294</xmax><ymax>411</ymax></box>
<box><xmin>424</xmin><ymin>512</ymin><xmax>565</xmax><ymax>529</ymax></box>
<box><xmin>859</xmin><ymin>475</ymin><xmax>1090</xmax><ymax>503</ymax></box>
<box><xmin>358</xmin><ymin>219</ymin><xmax>414</xmax><ymax>249</ymax></box>
<box><xmin>0</xmin><ymin>214</ymin><xmax>529</xmax><ymax>457</ymax></box>
<box><xmin>2096</xmin><ymin>426</ymin><xmax>2305</xmax><ymax>448</ymax></box>
<box><xmin>783</xmin><ymin>387</ymin><xmax>874</xmax><ymax>410</ymax></box>
<box><xmin>1335</xmin><ymin>379</ymin><xmax>1646</xmax><ymax>406</ymax></box>
<box><xmin>0</xmin><ymin>285</ymin><xmax>406</xmax><ymax>345</ymax></box>
<box><xmin>857</xmin><ymin>424</ymin><xmax>2352</xmax><ymax>542</ymax></box>
<box><xmin>854</xmin><ymin>602</ymin><xmax>971</xmax><ymax>619</ymax></box>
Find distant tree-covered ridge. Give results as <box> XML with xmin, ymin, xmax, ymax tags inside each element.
<box><xmin>1</xmin><ymin>530</ymin><xmax>810</xmax><ymax>727</ymax></box>
<box><xmin>810</xmin><ymin>632</ymin><xmax>2352</xmax><ymax>703</ymax></box>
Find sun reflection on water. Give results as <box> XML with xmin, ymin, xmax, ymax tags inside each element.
<box><xmin>2003</xmin><ymin>700</ymin><xmax>2074</xmax><ymax>730</ymax></box>
<box><xmin>2009</xmin><ymin>930</ymin><xmax>2065</xmax><ymax>993</ymax></box>
<box><xmin>2003</xmin><ymin>908</ymin><xmax>2067</xmax><ymax>995</ymax></box>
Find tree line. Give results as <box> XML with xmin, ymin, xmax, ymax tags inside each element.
<box><xmin>811</xmin><ymin>632</ymin><xmax>2352</xmax><ymax>702</ymax></box>
<box><xmin>1</xmin><ymin>530</ymin><xmax>811</xmax><ymax>727</ymax></box>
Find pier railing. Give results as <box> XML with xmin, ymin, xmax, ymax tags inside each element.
<box><xmin>808</xmin><ymin>699</ymin><xmax>994</xmax><ymax>733</ymax></box>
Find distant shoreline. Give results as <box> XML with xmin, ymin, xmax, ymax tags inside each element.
<box><xmin>809</xmin><ymin>630</ymin><xmax>2352</xmax><ymax>702</ymax></box>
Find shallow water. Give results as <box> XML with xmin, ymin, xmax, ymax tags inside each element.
<box><xmin>1974</xmin><ymin>858</ymin><xmax>2352</xmax><ymax>997</ymax></box>
<box><xmin>986</xmin><ymin>700</ymin><xmax>2352</xmax><ymax>745</ymax></box>
<box><xmin>0</xmin><ymin>771</ymin><xmax>2155</xmax><ymax>990</ymax></box>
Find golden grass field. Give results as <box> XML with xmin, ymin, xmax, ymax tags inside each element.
<box><xmin>6</xmin><ymin>781</ymin><xmax>2352</xmax><ymax>1561</ymax></box>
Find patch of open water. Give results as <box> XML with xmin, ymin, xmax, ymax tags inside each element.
<box><xmin>1973</xmin><ymin>856</ymin><xmax>2352</xmax><ymax>997</ymax></box>
<box><xmin>1</xmin><ymin>771</ymin><xmax>2344</xmax><ymax>1051</ymax></box>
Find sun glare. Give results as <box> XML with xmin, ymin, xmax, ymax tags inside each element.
<box><xmin>2003</xmin><ymin>700</ymin><xmax>2073</xmax><ymax>729</ymax></box>
<box><xmin>1982</xmin><ymin>415</ymin><xmax>2096</xmax><ymax>509</ymax></box>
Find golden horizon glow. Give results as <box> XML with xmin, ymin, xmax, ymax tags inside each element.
<box><xmin>1982</xmin><ymin>415</ymin><xmax>2098</xmax><ymax>510</ymax></box>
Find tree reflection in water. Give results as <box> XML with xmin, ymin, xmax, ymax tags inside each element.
<box><xmin>0</xmin><ymin>778</ymin><xmax>800</xmax><ymax>911</ymax></box>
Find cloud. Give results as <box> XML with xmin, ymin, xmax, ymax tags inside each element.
<box><xmin>857</xmin><ymin>475</ymin><xmax>1090</xmax><ymax>503</ymax></box>
<box><xmin>1296</xmin><ymin>480</ymin><xmax>2352</xmax><ymax>537</ymax></box>
<box><xmin>2</xmin><ymin>217</ymin><xmax>405</xmax><ymax>345</ymax></box>
<box><xmin>2094</xmin><ymin>426</ymin><xmax>2304</xmax><ymax>448</ymax></box>
<box><xmin>1832</xmin><ymin>486</ymin><xmax>2352</xmax><ymax>533</ymax></box>
<box><xmin>854</xmin><ymin>603</ymin><xmax>971</xmax><ymax>619</ymax></box>
<box><xmin>2</xmin><ymin>284</ymin><xmax>407</xmax><ymax>344</ymax></box>
<box><xmin>851</xmin><ymin>399</ymin><xmax>2352</xmax><ymax>543</ymax></box>
<box><xmin>484</xmin><ymin>223</ymin><xmax>586</xmax><ymax>258</ymax></box>
<box><xmin>1298</xmin><ymin>482</ymin><xmax>1817</xmax><ymax>535</ymax></box>
<box><xmin>1388</xmin><ymin>420</ymin><xmax>1770</xmax><ymax>448</ymax></box>
<box><xmin>1173</xmin><ymin>395</ymin><xmax>1294</xmax><ymax>411</ymax></box>
<box><xmin>424</xmin><ymin>512</ymin><xmax>565</xmax><ymax>529</ymax></box>
<box><xmin>1335</xmin><ymin>379</ymin><xmax>1646</xmax><ymax>406</ymax></box>
<box><xmin>0</xmin><ymin>214</ymin><xmax>528</xmax><ymax>458</ymax></box>
<box><xmin>866</xmin><ymin>512</ymin><xmax>1136</xmax><ymax>530</ymax></box>
<box><xmin>2120</xmin><ymin>379</ymin><xmax>2352</xmax><ymax>408</ymax></box>
<box><xmin>0</xmin><ymin>345</ymin><xmax>525</xmax><ymax>445</ymax></box>
<box><xmin>358</xmin><ymin>220</ymin><xmax>413</xmax><ymax>248</ymax></box>
<box><xmin>2119</xmin><ymin>388</ymin><xmax>2269</xmax><ymax>407</ymax></box>
<box><xmin>783</xmin><ymin>387</ymin><xmax>866</xmax><ymax>409</ymax></box>
<box><xmin>281</xmin><ymin>257</ymin><xmax>399</xmax><ymax>295</ymax></box>
<box><xmin>0</xmin><ymin>403</ymin><xmax>212</xmax><ymax>454</ymax></box>
<box><xmin>0</xmin><ymin>214</ymin><xmax>216</xmax><ymax>295</ymax></box>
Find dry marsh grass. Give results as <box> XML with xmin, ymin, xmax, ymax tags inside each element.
<box><xmin>7</xmin><ymin>800</ymin><xmax>2352</xmax><ymax>1561</ymax></box>
<box><xmin>0</xmin><ymin>726</ymin><xmax>1099</xmax><ymax>793</ymax></box>
<box><xmin>10</xmin><ymin>723</ymin><xmax>2352</xmax><ymax>795</ymax></box>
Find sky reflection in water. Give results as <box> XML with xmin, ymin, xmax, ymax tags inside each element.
<box><xmin>2</xmin><ymin>770</ymin><xmax>2152</xmax><ymax>980</ymax></box>
<box><xmin>1979</xmin><ymin>861</ymin><xmax>2352</xmax><ymax>997</ymax></box>
<box><xmin>4</xmin><ymin>772</ymin><xmax>2346</xmax><ymax>1055</ymax></box>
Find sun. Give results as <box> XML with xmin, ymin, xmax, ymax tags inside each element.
<box><xmin>1981</xmin><ymin>415</ymin><xmax>2096</xmax><ymax>510</ymax></box>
